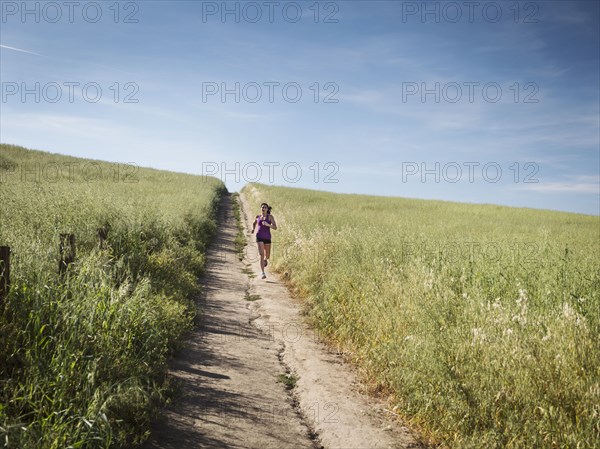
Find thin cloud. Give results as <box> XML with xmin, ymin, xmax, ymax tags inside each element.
<box><xmin>0</xmin><ymin>44</ymin><xmax>41</xmax><ymax>56</ymax></box>
<box><xmin>514</xmin><ymin>179</ymin><xmax>600</xmax><ymax>194</ymax></box>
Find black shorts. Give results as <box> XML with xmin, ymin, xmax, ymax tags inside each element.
<box><xmin>256</xmin><ymin>237</ymin><xmax>271</xmax><ymax>244</ymax></box>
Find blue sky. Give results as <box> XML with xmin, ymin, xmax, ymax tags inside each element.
<box><xmin>1</xmin><ymin>0</ymin><xmax>599</xmax><ymax>215</ymax></box>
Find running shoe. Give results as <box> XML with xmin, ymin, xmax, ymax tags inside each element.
<box><xmin>261</xmin><ymin>272</ymin><xmax>266</xmax><ymax>279</ymax></box>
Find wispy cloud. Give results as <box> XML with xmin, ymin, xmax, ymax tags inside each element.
<box><xmin>0</xmin><ymin>113</ymin><xmax>128</xmax><ymax>138</ymax></box>
<box><xmin>0</xmin><ymin>44</ymin><xmax>41</xmax><ymax>56</ymax></box>
<box><xmin>513</xmin><ymin>176</ymin><xmax>600</xmax><ymax>194</ymax></box>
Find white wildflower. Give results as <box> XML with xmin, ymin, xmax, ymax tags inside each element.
<box><xmin>512</xmin><ymin>314</ymin><xmax>527</xmax><ymax>325</ymax></box>
<box><xmin>560</xmin><ymin>302</ymin><xmax>587</xmax><ymax>327</ymax></box>
<box><xmin>471</xmin><ymin>327</ymin><xmax>486</xmax><ymax>344</ymax></box>
<box><xmin>512</xmin><ymin>289</ymin><xmax>529</xmax><ymax>325</ymax></box>
<box><xmin>424</xmin><ymin>271</ymin><xmax>434</xmax><ymax>290</ymax></box>
<box><xmin>562</xmin><ymin>302</ymin><xmax>575</xmax><ymax>320</ymax></box>
<box><xmin>541</xmin><ymin>333</ymin><xmax>551</xmax><ymax>342</ymax></box>
<box><xmin>516</xmin><ymin>288</ymin><xmax>528</xmax><ymax>308</ymax></box>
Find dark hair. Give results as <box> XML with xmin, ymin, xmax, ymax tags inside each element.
<box><xmin>261</xmin><ymin>202</ymin><xmax>272</xmax><ymax>215</ymax></box>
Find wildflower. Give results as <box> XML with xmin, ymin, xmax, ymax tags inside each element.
<box><xmin>516</xmin><ymin>288</ymin><xmax>528</xmax><ymax>307</ymax></box>
<box><xmin>562</xmin><ymin>302</ymin><xmax>575</xmax><ymax>320</ymax></box>
<box><xmin>424</xmin><ymin>274</ymin><xmax>433</xmax><ymax>290</ymax></box>
<box><xmin>512</xmin><ymin>314</ymin><xmax>527</xmax><ymax>325</ymax></box>
<box><xmin>471</xmin><ymin>327</ymin><xmax>486</xmax><ymax>344</ymax></box>
<box><xmin>512</xmin><ymin>289</ymin><xmax>529</xmax><ymax>325</ymax></box>
<box><xmin>541</xmin><ymin>333</ymin><xmax>551</xmax><ymax>342</ymax></box>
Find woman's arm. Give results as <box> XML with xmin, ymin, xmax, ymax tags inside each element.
<box><xmin>269</xmin><ymin>215</ymin><xmax>277</xmax><ymax>230</ymax></box>
<box><xmin>251</xmin><ymin>215</ymin><xmax>257</xmax><ymax>233</ymax></box>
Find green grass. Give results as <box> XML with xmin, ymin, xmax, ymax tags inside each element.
<box><xmin>242</xmin><ymin>269</ymin><xmax>256</xmax><ymax>277</ymax></box>
<box><xmin>230</xmin><ymin>193</ymin><xmax>247</xmax><ymax>261</ymax></box>
<box><xmin>244</xmin><ymin>293</ymin><xmax>262</xmax><ymax>302</ymax></box>
<box><xmin>0</xmin><ymin>144</ymin><xmax>225</xmax><ymax>448</ymax></box>
<box><xmin>277</xmin><ymin>373</ymin><xmax>298</xmax><ymax>390</ymax></box>
<box><xmin>242</xmin><ymin>266</ymin><xmax>257</xmax><ymax>279</ymax></box>
<box><xmin>242</xmin><ymin>182</ymin><xmax>600</xmax><ymax>449</ymax></box>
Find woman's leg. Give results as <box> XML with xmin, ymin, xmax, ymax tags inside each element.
<box><xmin>264</xmin><ymin>243</ymin><xmax>271</xmax><ymax>261</ymax></box>
<box><xmin>257</xmin><ymin>241</ymin><xmax>265</xmax><ymax>272</ymax></box>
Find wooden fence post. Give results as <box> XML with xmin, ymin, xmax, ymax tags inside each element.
<box><xmin>0</xmin><ymin>246</ymin><xmax>10</xmax><ymax>301</ymax></box>
<box><xmin>98</xmin><ymin>226</ymin><xmax>109</xmax><ymax>249</ymax></box>
<box><xmin>59</xmin><ymin>234</ymin><xmax>76</xmax><ymax>275</ymax></box>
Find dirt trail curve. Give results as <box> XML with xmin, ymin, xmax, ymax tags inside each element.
<box><xmin>142</xmin><ymin>192</ymin><xmax>425</xmax><ymax>449</ymax></box>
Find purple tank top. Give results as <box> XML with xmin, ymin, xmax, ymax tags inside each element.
<box><xmin>256</xmin><ymin>215</ymin><xmax>271</xmax><ymax>239</ymax></box>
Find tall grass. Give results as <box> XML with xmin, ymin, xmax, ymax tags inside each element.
<box><xmin>231</xmin><ymin>193</ymin><xmax>247</xmax><ymax>260</ymax></box>
<box><xmin>243</xmin><ymin>183</ymin><xmax>600</xmax><ymax>448</ymax></box>
<box><xmin>0</xmin><ymin>144</ymin><xmax>225</xmax><ymax>448</ymax></box>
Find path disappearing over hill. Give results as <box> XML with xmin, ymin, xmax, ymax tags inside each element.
<box><xmin>141</xmin><ymin>192</ymin><xmax>425</xmax><ymax>449</ymax></box>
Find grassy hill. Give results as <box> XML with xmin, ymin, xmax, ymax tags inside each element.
<box><xmin>0</xmin><ymin>144</ymin><xmax>225</xmax><ymax>448</ymax></box>
<box><xmin>243</xmin><ymin>183</ymin><xmax>600</xmax><ymax>449</ymax></box>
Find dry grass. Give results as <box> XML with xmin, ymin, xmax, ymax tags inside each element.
<box><xmin>243</xmin><ymin>182</ymin><xmax>600</xmax><ymax>449</ymax></box>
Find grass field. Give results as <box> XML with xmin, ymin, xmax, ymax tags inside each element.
<box><xmin>0</xmin><ymin>144</ymin><xmax>225</xmax><ymax>448</ymax></box>
<box><xmin>243</xmin><ymin>183</ymin><xmax>600</xmax><ymax>449</ymax></box>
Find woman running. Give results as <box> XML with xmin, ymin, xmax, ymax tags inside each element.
<box><xmin>251</xmin><ymin>202</ymin><xmax>277</xmax><ymax>279</ymax></box>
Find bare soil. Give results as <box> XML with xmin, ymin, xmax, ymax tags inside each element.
<box><xmin>141</xmin><ymin>192</ymin><xmax>426</xmax><ymax>449</ymax></box>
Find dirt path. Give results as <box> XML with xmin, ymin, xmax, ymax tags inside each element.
<box><xmin>142</xmin><ymin>192</ymin><xmax>425</xmax><ymax>449</ymax></box>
